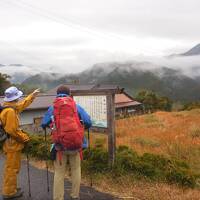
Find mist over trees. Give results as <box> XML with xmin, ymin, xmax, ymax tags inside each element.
<box><xmin>0</xmin><ymin>73</ymin><xmax>11</xmax><ymax>95</ymax></box>
<box><xmin>2</xmin><ymin>71</ymin><xmax>200</xmax><ymax>112</ymax></box>
<box><xmin>0</xmin><ymin>73</ymin><xmax>39</xmax><ymax>96</ymax></box>
<box><xmin>136</xmin><ymin>90</ymin><xmax>173</xmax><ymax>111</ymax></box>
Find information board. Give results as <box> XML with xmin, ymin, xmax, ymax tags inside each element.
<box><xmin>74</xmin><ymin>95</ymin><xmax>107</xmax><ymax>128</ymax></box>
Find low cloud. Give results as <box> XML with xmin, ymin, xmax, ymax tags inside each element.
<box><xmin>134</xmin><ymin>55</ymin><xmax>200</xmax><ymax>77</ymax></box>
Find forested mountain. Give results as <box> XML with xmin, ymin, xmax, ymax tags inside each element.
<box><xmin>22</xmin><ymin>61</ymin><xmax>200</xmax><ymax>101</ymax></box>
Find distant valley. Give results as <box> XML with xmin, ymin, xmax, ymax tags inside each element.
<box><xmin>2</xmin><ymin>43</ymin><xmax>200</xmax><ymax>102</ymax></box>
<box><xmin>22</xmin><ymin>61</ymin><xmax>200</xmax><ymax>102</ymax></box>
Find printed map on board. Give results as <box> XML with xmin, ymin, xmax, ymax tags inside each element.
<box><xmin>74</xmin><ymin>96</ymin><xmax>107</xmax><ymax>128</ymax></box>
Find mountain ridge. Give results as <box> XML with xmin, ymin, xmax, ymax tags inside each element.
<box><xmin>22</xmin><ymin>61</ymin><xmax>200</xmax><ymax>102</ymax></box>
<box><xmin>181</xmin><ymin>43</ymin><xmax>200</xmax><ymax>56</ymax></box>
<box><xmin>169</xmin><ymin>43</ymin><xmax>200</xmax><ymax>57</ymax></box>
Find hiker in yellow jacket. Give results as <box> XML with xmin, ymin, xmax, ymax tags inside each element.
<box><xmin>0</xmin><ymin>86</ymin><xmax>40</xmax><ymax>199</ymax></box>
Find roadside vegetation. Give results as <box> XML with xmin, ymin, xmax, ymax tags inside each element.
<box><xmin>1</xmin><ymin>109</ymin><xmax>200</xmax><ymax>199</ymax></box>
<box><xmin>21</xmin><ymin>135</ymin><xmax>198</xmax><ymax>188</ymax></box>
<box><xmin>87</xmin><ymin>109</ymin><xmax>200</xmax><ymax>199</ymax></box>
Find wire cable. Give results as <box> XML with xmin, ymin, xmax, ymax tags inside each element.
<box><xmin>0</xmin><ymin>0</ymin><xmax>158</xmax><ymax>55</ymax></box>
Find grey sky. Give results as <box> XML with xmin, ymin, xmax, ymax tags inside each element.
<box><xmin>0</xmin><ymin>0</ymin><xmax>199</xmax><ymax>73</ymax></box>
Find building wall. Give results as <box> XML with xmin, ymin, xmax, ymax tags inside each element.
<box><xmin>19</xmin><ymin>109</ymin><xmax>46</xmax><ymax>125</ymax></box>
<box><xmin>19</xmin><ymin>109</ymin><xmax>48</xmax><ymax>134</ymax></box>
<box><xmin>116</xmin><ymin>105</ymin><xmax>143</xmax><ymax>118</ymax></box>
<box><xmin>19</xmin><ymin>109</ymin><xmax>47</xmax><ymax>134</ymax></box>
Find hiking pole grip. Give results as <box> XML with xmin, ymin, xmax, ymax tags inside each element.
<box><xmin>26</xmin><ymin>153</ymin><xmax>31</xmax><ymax>197</ymax></box>
<box><xmin>44</xmin><ymin>128</ymin><xmax>50</xmax><ymax>193</ymax></box>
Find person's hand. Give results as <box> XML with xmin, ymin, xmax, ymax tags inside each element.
<box><xmin>32</xmin><ymin>88</ymin><xmax>40</xmax><ymax>97</ymax></box>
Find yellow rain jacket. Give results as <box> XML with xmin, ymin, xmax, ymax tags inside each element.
<box><xmin>0</xmin><ymin>93</ymin><xmax>35</xmax><ymax>152</ymax></box>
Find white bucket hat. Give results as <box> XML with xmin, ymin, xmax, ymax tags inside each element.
<box><xmin>4</xmin><ymin>86</ymin><xmax>23</xmax><ymax>102</ymax></box>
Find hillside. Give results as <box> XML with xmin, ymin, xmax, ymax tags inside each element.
<box><xmin>116</xmin><ymin>110</ymin><xmax>200</xmax><ymax>157</ymax></box>
<box><xmin>88</xmin><ymin>109</ymin><xmax>200</xmax><ymax>199</ymax></box>
<box><xmin>23</xmin><ymin>62</ymin><xmax>200</xmax><ymax>101</ymax></box>
<box><xmin>181</xmin><ymin>43</ymin><xmax>200</xmax><ymax>56</ymax></box>
<box><xmin>0</xmin><ymin>64</ymin><xmax>38</xmax><ymax>83</ymax></box>
<box><xmin>92</xmin><ymin>109</ymin><xmax>200</xmax><ymax>174</ymax></box>
<box><xmin>169</xmin><ymin>43</ymin><xmax>200</xmax><ymax>57</ymax></box>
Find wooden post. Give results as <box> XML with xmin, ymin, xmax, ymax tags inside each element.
<box><xmin>107</xmin><ymin>93</ymin><xmax>116</xmax><ymax>166</ymax></box>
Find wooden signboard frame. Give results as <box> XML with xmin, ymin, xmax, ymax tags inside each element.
<box><xmin>71</xmin><ymin>88</ymin><xmax>121</xmax><ymax>165</ymax></box>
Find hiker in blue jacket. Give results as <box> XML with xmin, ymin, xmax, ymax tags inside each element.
<box><xmin>41</xmin><ymin>85</ymin><xmax>92</xmax><ymax>200</ymax></box>
<box><xmin>41</xmin><ymin>95</ymin><xmax>92</xmax><ymax>149</ymax></box>
<box><xmin>42</xmin><ymin>103</ymin><xmax>91</xmax><ymax>130</ymax></box>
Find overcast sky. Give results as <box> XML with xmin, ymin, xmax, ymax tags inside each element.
<box><xmin>0</xmin><ymin>0</ymin><xmax>200</xmax><ymax>73</ymax></box>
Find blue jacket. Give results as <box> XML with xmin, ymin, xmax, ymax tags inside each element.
<box><xmin>41</xmin><ymin>95</ymin><xmax>92</xmax><ymax>148</ymax></box>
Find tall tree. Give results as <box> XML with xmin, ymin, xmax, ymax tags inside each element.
<box><xmin>136</xmin><ymin>90</ymin><xmax>172</xmax><ymax>111</ymax></box>
<box><xmin>0</xmin><ymin>73</ymin><xmax>11</xmax><ymax>95</ymax></box>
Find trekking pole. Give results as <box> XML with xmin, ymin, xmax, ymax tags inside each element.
<box><xmin>87</xmin><ymin>128</ymin><xmax>90</xmax><ymax>151</ymax></box>
<box><xmin>26</xmin><ymin>153</ymin><xmax>31</xmax><ymax>197</ymax></box>
<box><xmin>87</xmin><ymin>128</ymin><xmax>93</xmax><ymax>187</ymax></box>
<box><xmin>44</xmin><ymin>128</ymin><xmax>50</xmax><ymax>193</ymax></box>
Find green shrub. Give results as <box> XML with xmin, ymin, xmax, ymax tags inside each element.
<box><xmin>166</xmin><ymin>168</ymin><xmax>196</xmax><ymax>188</ymax></box>
<box><xmin>3</xmin><ymin>135</ymin><xmax>197</xmax><ymax>188</ymax></box>
<box><xmin>83</xmin><ymin>148</ymin><xmax>109</xmax><ymax>173</ymax></box>
<box><xmin>23</xmin><ymin>134</ymin><xmax>51</xmax><ymax>160</ymax></box>
<box><xmin>114</xmin><ymin>146</ymin><xmax>197</xmax><ymax>187</ymax></box>
<box><xmin>137</xmin><ymin>153</ymin><xmax>169</xmax><ymax>179</ymax></box>
<box><xmin>141</xmin><ymin>153</ymin><xmax>169</xmax><ymax>169</ymax></box>
<box><xmin>136</xmin><ymin>161</ymin><xmax>160</xmax><ymax>179</ymax></box>
<box><xmin>114</xmin><ymin>146</ymin><xmax>139</xmax><ymax>173</ymax></box>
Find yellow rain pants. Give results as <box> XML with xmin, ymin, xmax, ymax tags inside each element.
<box><xmin>2</xmin><ymin>151</ymin><xmax>21</xmax><ymax>196</ymax></box>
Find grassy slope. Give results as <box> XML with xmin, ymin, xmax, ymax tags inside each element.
<box><xmin>89</xmin><ymin>109</ymin><xmax>200</xmax><ymax>199</ymax></box>
<box><xmin>19</xmin><ymin>109</ymin><xmax>200</xmax><ymax>199</ymax></box>
<box><xmin>91</xmin><ymin>110</ymin><xmax>200</xmax><ymax>173</ymax></box>
<box><xmin>116</xmin><ymin>110</ymin><xmax>200</xmax><ymax>174</ymax></box>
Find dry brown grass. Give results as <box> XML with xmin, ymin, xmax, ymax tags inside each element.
<box><xmin>86</xmin><ymin>109</ymin><xmax>200</xmax><ymax>199</ymax></box>
<box><xmin>116</xmin><ymin>110</ymin><xmax>200</xmax><ymax>153</ymax></box>
<box><xmin>84</xmin><ymin>175</ymin><xmax>200</xmax><ymax>200</ymax></box>
<box><xmin>90</xmin><ymin>110</ymin><xmax>200</xmax><ymax>172</ymax></box>
<box><xmin>30</xmin><ymin>109</ymin><xmax>200</xmax><ymax>199</ymax></box>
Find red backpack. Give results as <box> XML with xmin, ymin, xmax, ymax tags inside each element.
<box><xmin>51</xmin><ymin>96</ymin><xmax>84</xmax><ymax>151</ymax></box>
